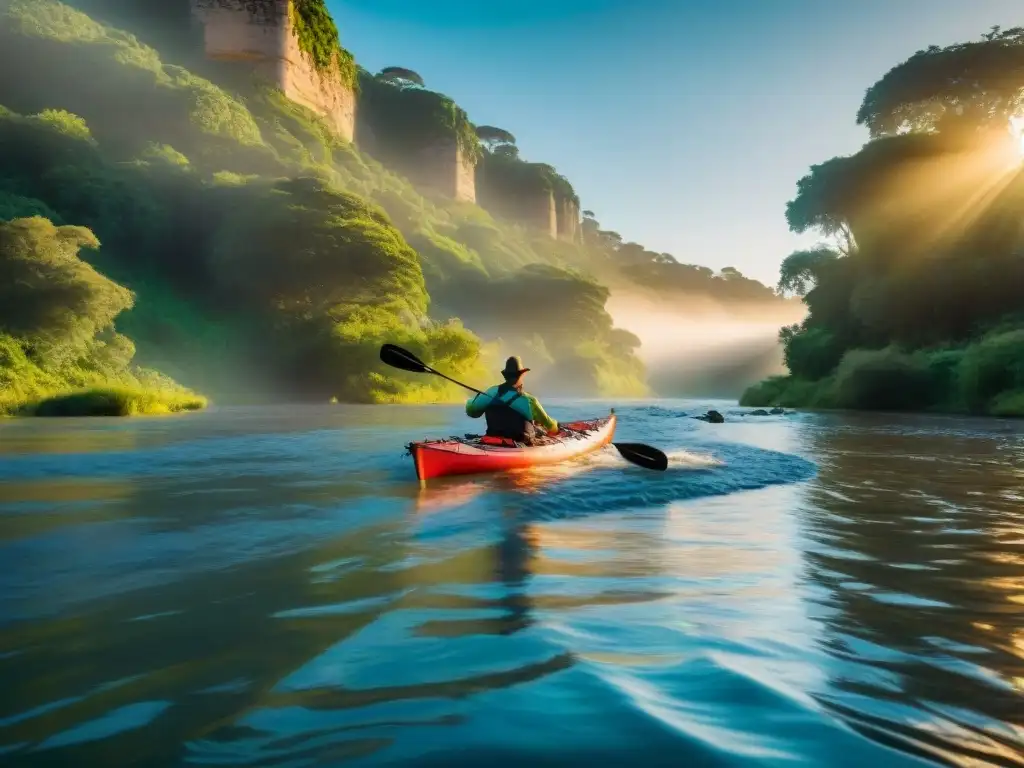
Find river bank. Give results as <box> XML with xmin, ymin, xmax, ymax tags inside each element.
<box><xmin>740</xmin><ymin>331</ymin><xmax>1024</xmax><ymax>420</ymax></box>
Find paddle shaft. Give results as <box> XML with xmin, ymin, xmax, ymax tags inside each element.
<box><xmin>428</xmin><ymin>367</ymin><xmax>490</xmax><ymax>400</ymax></box>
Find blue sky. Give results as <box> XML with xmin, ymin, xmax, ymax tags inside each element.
<box><xmin>328</xmin><ymin>0</ymin><xmax>1021</xmax><ymax>286</ymax></box>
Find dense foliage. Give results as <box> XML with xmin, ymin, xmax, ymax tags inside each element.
<box><xmin>291</xmin><ymin>0</ymin><xmax>357</xmax><ymax>89</ymax></box>
<box><xmin>431</xmin><ymin>264</ymin><xmax>647</xmax><ymax>396</ymax></box>
<box><xmin>0</xmin><ymin>0</ymin><xmax>788</xmax><ymax>412</ymax></box>
<box><xmin>857</xmin><ymin>26</ymin><xmax>1024</xmax><ymax>137</ymax></box>
<box><xmin>743</xmin><ymin>27</ymin><xmax>1024</xmax><ymax>416</ymax></box>
<box><xmin>0</xmin><ymin>216</ymin><xmax>204</xmax><ymax>414</ymax></box>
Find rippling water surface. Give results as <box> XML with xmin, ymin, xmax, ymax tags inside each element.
<box><xmin>0</xmin><ymin>400</ymin><xmax>1022</xmax><ymax>767</ymax></box>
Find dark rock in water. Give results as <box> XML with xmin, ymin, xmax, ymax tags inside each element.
<box><xmin>770</xmin><ymin>407</ymin><xmax>785</xmax><ymax>415</ymax></box>
<box><xmin>694</xmin><ymin>409</ymin><xmax>725</xmax><ymax>423</ymax></box>
<box><xmin>747</xmin><ymin>409</ymin><xmax>770</xmax><ymax>416</ymax></box>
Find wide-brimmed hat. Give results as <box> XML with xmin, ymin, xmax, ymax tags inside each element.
<box><xmin>501</xmin><ymin>355</ymin><xmax>530</xmax><ymax>380</ymax></box>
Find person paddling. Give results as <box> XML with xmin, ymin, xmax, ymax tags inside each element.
<box><xmin>465</xmin><ymin>356</ymin><xmax>559</xmax><ymax>444</ymax></box>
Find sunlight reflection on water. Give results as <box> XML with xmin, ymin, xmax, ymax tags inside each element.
<box><xmin>0</xmin><ymin>402</ymin><xmax>1021</xmax><ymax>766</ymax></box>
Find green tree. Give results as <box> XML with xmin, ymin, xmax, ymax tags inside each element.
<box><xmin>857</xmin><ymin>26</ymin><xmax>1024</xmax><ymax>138</ymax></box>
<box><xmin>475</xmin><ymin>125</ymin><xmax>517</xmax><ymax>153</ymax></box>
<box><xmin>378</xmin><ymin>66</ymin><xmax>425</xmax><ymax>88</ymax></box>
<box><xmin>745</xmin><ymin>25</ymin><xmax>1024</xmax><ymax>415</ymax></box>
<box><xmin>776</xmin><ymin>248</ymin><xmax>840</xmax><ymax>296</ymax></box>
<box><xmin>0</xmin><ymin>216</ymin><xmax>132</xmax><ymax>359</ymax></box>
<box><xmin>209</xmin><ymin>177</ymin><xmax>427</xmax><ymax>320</ymax></box>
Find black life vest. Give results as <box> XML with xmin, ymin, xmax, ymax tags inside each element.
<box><xmin>484</xmin><ymin>383</ymin><xmax>534</xmax><ymax>441</ymax></box>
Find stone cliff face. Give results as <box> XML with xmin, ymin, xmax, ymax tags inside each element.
<box><xmin>477</xmin><ymin>182</ymin><xmax>555</xmax><ymax>237</ymax></box>
<box><xmin>191</xmin><ymin>0</ymin><xmax>355</xmax><ymax>142</ymax></box>
<box><xmin>531</xmin><ymin>190</ymin><xmax>558</xmax><ymax>239</ymax></box>
<box><xmin>190</xmin><ymin>1</ymin><xmax>581</xmax><ymax>219</ymax></box>
<box><xmin>478</xmin><ymin>183</ymin><xmax>583</xmax><ymax>241</ymax></box>
<box><xmin>557</xmin><ymin>197</ymin><xmax>581</xmax><ymax>243</ymax></box>
<box><xmin>410</xmin><ymin>140</ymin><xmax>476</xmax><ymax>202</ymax></box>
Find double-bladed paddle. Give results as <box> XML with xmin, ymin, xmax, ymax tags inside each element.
<box><xmin>379</xmin><ymin>343</ymin><xmax>668</xmax><ymax>472</ymax></box>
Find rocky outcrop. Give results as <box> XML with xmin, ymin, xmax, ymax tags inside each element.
<box><xmin>744</xmin><ymin>407</ymin><xmax>789</xmax><ymax>416</ymax></box>
<box><xmin>191</xmin><ymin>0</ymin><xmax>356</xmax><ymax>141</ymax></box>
<box><xmin>694</xmin><ymin>410</ymin><xmax>725</xmax><ymax>423</ymax></box>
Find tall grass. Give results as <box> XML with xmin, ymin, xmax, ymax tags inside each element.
<box><xmin>27</xmin><ymin>386</ymin><xmax>207</xmax><ymax>416</ymax></box>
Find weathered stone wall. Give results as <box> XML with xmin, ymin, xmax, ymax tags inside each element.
<box><xmin>191</xmin><ymin>0</ymin><xmax>355</xmax><ymax>141</ymax></box>
<box><xmin>527</xmin><ymin>190</ymin><xmax>558</xmax><ymax>238</ymax></box>
<box><xmin>454</xmin><ymin>147</ymin><xmax>477</xmax><ymax>203</ymax></box>
<box><xmin>556</xmin><ymin>197</ymin><xmax>580</xmax><ymax>243</ymax></box>
<box><xmin>410</xmin><ymin>140</ymin><xmax>476</xmax><ymax>202</ymax></box>
<box><xmin>476</xmin><ymin>178</ymin><xmax>562</xmax><ymax>238</ymax></box>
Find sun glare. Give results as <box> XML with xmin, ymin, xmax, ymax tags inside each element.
<box><xmin>1011</xmin><ymin>117</ymin><xmax>1024</xmax><ymax>159</ymax></box>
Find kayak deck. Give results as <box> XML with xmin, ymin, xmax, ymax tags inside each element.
<box><xmin>407</xmin><ymin>412</ymin><xmax>617</xmax><ymax>481</ymax></box>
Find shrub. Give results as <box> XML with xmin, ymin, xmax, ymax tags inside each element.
<box><xmin>739</xmin><ymin>375</ymin><xmax>833</xmax><ymax>408</ymax></box>
<box><xmin>832</xmin><ymin>347</ymin><xmax>933</xmax><ymax>411</ymax></box>
<box><xmin>923</xmin><ymin>347</ymin><xmax>966</xmax><ymax>410</ymax></box>
<box><xmin>30</xmin><ymin>386</ymin><xmax>206</xmax><ymax>416</ymax></box>
<box><xmin>0</xmin><ymin>216</ymin><xmax>132</xmax><ymax>359</ymax></box>
<box><xmin>990</xmin><ymin>390</ymin><xmax>1024</xmax><ymax>417</ymax></box>
<box><xmin>0</xmin><ymin>192</ymin><xmax>61</xmax><ymax>222</ymax></box>
<box><xmin>783</xmin><ymin>326</ymin><xmax>845</xmax><ymax>380</ymax></box>
<box><xmin>957</xmin><ymin>328</ymin><xmax>1024</xmax><ymax>412</ymax></box>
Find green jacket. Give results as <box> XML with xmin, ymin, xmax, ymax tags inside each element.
<box><xmin>465</xmin><ymin>385</ymin><xmax>559</xmax><ymax>434</ymax></box>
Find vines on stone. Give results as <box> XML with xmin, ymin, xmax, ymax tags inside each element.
<box><xmin>291</xmin><ymin>0</ymin><xmax>357</xmax><ymax>91</ymax></box>
<box><xmin>358</xmin><ymin>70</ymin><xmax>482</xmax><ymax>162</ymax></box>
<box><xmin>478</xmin><ymin>151</ymin><xmax>579</xmax><ymax>206</ymax></box>
<box><xmin>193</xmin><ymin>0</ymin><xmax>356</xmax><ymax>90</ymax></box>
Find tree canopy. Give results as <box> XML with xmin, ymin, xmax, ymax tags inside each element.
<box><xmin>776</xmin><ymin>248</ymin><xmax>840</xmax><ymax>297</ymax></box>
<box><xmin>378</xmin><ymin>66</ymin><xmax>425</xmax><ymax>88</ymax></box>
<box><xmin>744</xmin><ymin>25</ymin><xmax>1024</xmax><ymax>417</ymax></box>
<box><xmin>857</xmin><ymin>26</ymin><xmax>1024</xmax><ymax>137</ymax></box>
<box><xmin>475</xmin><ymin>125</ymin><xmax>516</xmax><ymax>151</ymax></box>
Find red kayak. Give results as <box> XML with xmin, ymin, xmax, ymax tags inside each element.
<box><xmin>407</xmin><ymin>412</ymin><xmax>617</xmax><ymax>481</ymax></box>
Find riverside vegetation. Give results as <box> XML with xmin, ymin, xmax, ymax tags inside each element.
<box><xmin>742</xmin><ymin>26</ymin><xmax>1024</xmax><ymax>417</ymax></box>
<box><xmin>0</xmin><ymin>0</ymin><xmax>784</xmax><ymax>416</ymax></box>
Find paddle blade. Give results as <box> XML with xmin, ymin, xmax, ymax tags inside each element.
<box><xmin>380</xmin><ymin>344</ymin><xmax>431</xmax><ymax>374</ymax></box>
<box><xmin>613</xmin><ymin>442</ymin><xmax>669</xmax><ymax>471</ymax></box>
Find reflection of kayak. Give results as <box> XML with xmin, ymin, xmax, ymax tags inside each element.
<box><xmin>408</xmin><ymin>413</ymin><xmax>617</xmax><ymax>482</ymax></box>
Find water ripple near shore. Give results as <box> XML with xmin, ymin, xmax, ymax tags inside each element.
<box><xmin>0</xmin><ymin>402</ymin><xmax>1021</xmax><ymax>766</ymax></box>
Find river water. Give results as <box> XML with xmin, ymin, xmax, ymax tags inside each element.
<box><xmin>0</xmin><ymin>400</ymin><xmax>1021</xmax><ymax>767</ymax></box>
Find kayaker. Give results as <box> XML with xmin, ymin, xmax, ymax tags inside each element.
<box><xmin>466</xmin><ymin>356</ymin><xmax>559</xmax><ymax>444</ymax></box>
